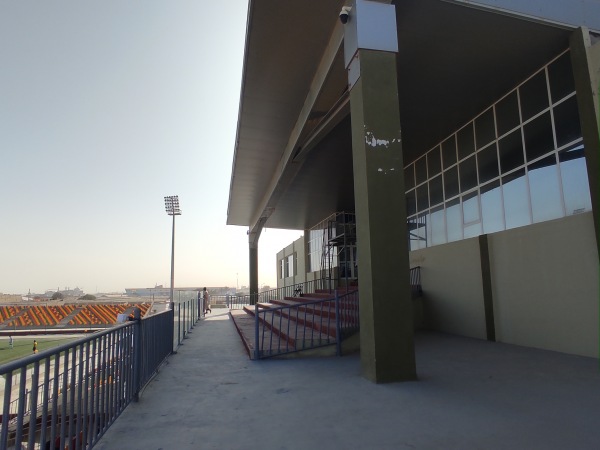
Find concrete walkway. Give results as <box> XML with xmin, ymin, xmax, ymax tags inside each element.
<box><xmin>96</xmin><ymin>311</ymin><xmax>600</xmax><ymax>450</ymax></box>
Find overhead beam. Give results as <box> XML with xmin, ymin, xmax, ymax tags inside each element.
<box><xmin>247</xmin><ymin>20</ymin><xmax>345</xmax><ymax>235</ymax></box>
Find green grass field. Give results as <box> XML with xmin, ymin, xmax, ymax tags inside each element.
<box><xmin>0</xmin><ymin>336</ymin><xmax>81</xmax><ymax>365</ymax></box>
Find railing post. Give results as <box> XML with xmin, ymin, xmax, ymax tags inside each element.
<box><xmin>335</xmin><ymin>290</ymin><xmax>342</xmax><ymax>357</ymax></box>
<box><xmin>254</xmin><ymin>303</ymin><xmax>260</xmax><ymax>360</ymax></box>
<box><xmin>177</xmin><ymin>302</ymin><xmax>181</xmax><ymax>346</ymax></box>
<box><xmin>183</xmin><ymin>302</ymin><xmax>188</xmax><ymax>337</ymax></box>
<box><xmin>132</xmin><ymin>307</ymin><xmax>142</xmax><ymax>402</ymax></box>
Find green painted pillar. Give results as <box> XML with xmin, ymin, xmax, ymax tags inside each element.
<box><xmin>249</xmin><ymin>243</ymin><xmax>259</xmax><ymax>305</ymax></box>
<box><xmin>349</xmin><ymin>48</ymin><xmax>416</xmax><ymax>382</ymax></box>
<box><xmin>570</xmin><ymin>27</ymin><xmax>600</xmax><ymax>259</ymax></box>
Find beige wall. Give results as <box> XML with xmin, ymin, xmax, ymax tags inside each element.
<box><xmin>410</xmin><ymin>238</ymin><xmax>487</xmax><ymax>340</ymax></box>
<box><xmin>489</xmin><ymin>212</ymin><xmax>599</xmax><ymax>357</ymax></box>
<box><xmin>411</xmin><ymin>212</ymin><xmax>599</xmax><ymax>358</ymax></box>
<box><xmin>275</xmin><ymin>213</ymin><xmax>598</xmax><ymax>358</ymax></box>
<box><xmin>276</xmin><ymin>236</ymin><xmax>306</xmax><ymax>288</ymax></box>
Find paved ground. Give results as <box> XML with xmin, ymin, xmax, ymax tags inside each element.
<box><xmin>96</xmin><ymin>311</ymin><xmax>600</xmax><ymax>450</ymax></box>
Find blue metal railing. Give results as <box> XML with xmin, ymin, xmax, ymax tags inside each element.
<box><xmin>0</xmin><ymin>300</ymin><xmax>196</xmax><ymax>450</ymax></box>
<box><xmin>173</xmin><ymin>292</ymin><xmax>200</xmax><ymax>349</ymax></box>
<box><xmin>249</xmin><ymin>269</ymin><xmax>419</xmax><ymax>359</ymax></box>
<box><xmin>252</xmin><ymin>289</ymin><xmax>359</xmax><ymax>359</ymax></box>
<box><xmin>225</xmin><ymin>279</ymin><xmax>333</xmax><ymax>311</ymax></box>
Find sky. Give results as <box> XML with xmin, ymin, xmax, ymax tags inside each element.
<box><xmin>0</xmin><ymin>1</ymin><xmax>302</xmax><ymax>295</ymax></box>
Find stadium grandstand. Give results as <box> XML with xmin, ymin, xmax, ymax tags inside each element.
<box><xmin>0</xmin><ymin>302</ymin><xmax>152</xmax><ymax>335</ymax></box>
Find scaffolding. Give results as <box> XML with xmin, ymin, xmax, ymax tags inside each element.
<box><xmin>314</xmin><ymin>212</ymin><xmax>357</xmax><ymax>291</ymax></box>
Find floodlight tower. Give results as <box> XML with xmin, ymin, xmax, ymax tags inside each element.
<box><xmin>164</xmin><ymin>195</ymin><xmax>181</xmax><ymax>306</ymax></box>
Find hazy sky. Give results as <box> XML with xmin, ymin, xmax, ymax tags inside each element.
<box><xmin>0</xmin><ymin>1</ymin><xmax>301</xmax><ymax>294</ymax></box>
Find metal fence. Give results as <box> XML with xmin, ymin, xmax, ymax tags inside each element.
<box><xmin>253</xmin><ymin>288</ymin><xmax>360</xmax><ymax>359</ymax></box>
<box><xmin>251</xmin><ymin>271</ymin><xmax>418</xmax><ymax>359</ymax></box>
<box><xmin>0</xmin><ymin>301</ymin><xmax>196</xmax><ymax>450</ymax></box>
<box><xmin>173</xmin><ymin>292</ymin><xmax>200</xmax><ymax>349</ymax></box>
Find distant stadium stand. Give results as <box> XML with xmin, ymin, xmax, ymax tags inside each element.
<box><xmin>0</xmin><ymin>303</ymin><xmax>152</xmax><ymax>331</ymax></box>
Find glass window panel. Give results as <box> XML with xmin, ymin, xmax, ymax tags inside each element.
<box><xmin>442</xmin><ymin>136</ymin><xmax>457</xmax><ymax>169</ymax></box>
<box><xmin>559</xmin><ymin>144</ymin><xmax>592</xmax><ymax>215</ymax></box>
<box><xmin>430</xmin><ymin>205</ymin><xmax>446</xmax><ymax>246</ymax></box>
<box><xmin>519</xmin><ymin>71</ymin><xmax>549</xmax><ymax>121</ymax></box>
<box><xmin>496</xmin><ymin>92</ymin><xmax>520</xmax><ymax>137</ymax></box>
<box><xmin>429</xmin><ymin>174</ymin><xmax>444</xmax><ymax>207</ymax></box>
<box><xmin>499</xmin><ymin>129</ymin><xmax>524</xmax><ymax>173</ymax></box>
<box><xmin>459</xmin><ymin>155</ymin><xmax>478</xmax><ymax>193</ymax></box>
<box><xmin>415</xmin><ymin>156</ymin><xmax>427</xmax><ymax>185</ymax></box>
<box><xmin>408</xmin><ymin>216</ymin><xmax>424</xmax><ymax>250</ymax></box>
<box><xmin>444</xmin><ymin>166</ymin><xmax>459</xmax><ymax>200</ymax></box>
<box><xmin>523</xmin><ymin>111</ymin><xmax>554</xmax><ymax>162</ymax></box>
<box><xmin>477</xmin><ymin>144</ymin><xmax>499</xmax><ymax>184</ymax></box>
<box><xmin>446</xmin><ymin>199</ymin><xmax>462</xmax><ymax>242</ymax></box>
<box><xmin>462</xmin><ymin>191</ymin><xmax>480</xmax><ymax>224</ymax></box>
<box><xmin>502</xmin><ymin>169</ymin><xmax>531</xmax><ymax>229</ymax></box>
<box><xmin>427</xmin><ymin>146</ymin><xmax>442</xmax><ymax>178</ymax></box>
<box><xmin>554</xmin><ymin>96</ymin><xmax>582</xmax><ymax>147</ymax></box>
<box><xmin>404</xmin><ymin>165</ymin><xmax>415</xmax><ymax>190</ymax></box>
<box><xmin>548</xmin><ymin>52</ymin><xmax>575</xmax><ymax>103</ymax></box>
<box><xmin>528</xmin><ymin>155</ymin><xmax>563</xmax><ymax>223</ymax></box>
<box><xmin>416</xmin><ymin>183</ymin><xmax>429</xmax><ymax>212</ymax></box>
<box><xmin>415</xmin><ymin>213</ymin><xmax>428</xmax><ymax>249</ymax></box>
<box><xmin>406</xmin><ymin>189</ymin><xmax>416</xmax><ymax>216</ymax></box>
<box><xmin>475</xmin><ymin>108</ymin><xmax>496</xmax><ymax>149</ymax></box>
<box><xmin>481</xmin><ymin>181</ymin><xmax>505</xmax><ymax>234</ymax></box>
<box><xmin>457</xmin><ymin>124</ymin><xmax>475</xmax><ymax>160</ymax></box>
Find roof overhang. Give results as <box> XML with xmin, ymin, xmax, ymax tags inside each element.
<box><xmin>227</xmin><ymin>0</ymin><xmax>588</xmax><ymax>232</ymax></box>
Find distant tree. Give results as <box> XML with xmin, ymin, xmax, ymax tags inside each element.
<box><xmin>79</xmin><ymin>294</ymin><xmax>96</xmax><ymax>300</ymax></box>
<box><xmin>51</xmin><ymin>292</ymin><xmax>64</xmax><ymax>300</ymax></box>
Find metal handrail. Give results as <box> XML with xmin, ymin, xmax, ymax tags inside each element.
<box><xmin>250</xmin><ymin>268</ymin><xmax>420</xmax><ymax>359</ymax></box>
<box><xmin>0</xmin><ymin>296</ymin><xmax>197</xmax><ymax>450</ymax></box>
<box><xmin>253</xmin><ymin>289</ymin><xmax>359</xmax><ymax>359</ymax></box>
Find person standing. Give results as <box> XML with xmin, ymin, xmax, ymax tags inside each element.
<box><xmin>9</xmin><ymin>335</ymin><xmax>13</xmax><ymax>349</ymax></box>
<box><xmin>203</xmin><ymin>287</ymin><xmax>211</xmax><ymax>314</ymax></box>
<box><xmin>32</xmin><ymin>339</ymin><xmax>38</xmax><ymax>354</ymax></box>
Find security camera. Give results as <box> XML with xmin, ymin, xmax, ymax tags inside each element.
<box><xmin>339</xmin><ymin>6</ymin><xmax>351</xmax><ymax>24</ymax></box>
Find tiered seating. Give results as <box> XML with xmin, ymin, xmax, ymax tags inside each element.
<box><xmin>23</xmin><ymin>307</ymin><xmax>41</xmax><ymax>326</ymax></box>
<box><xmin>0</xmin><ymin>307</ymin><xmax>13</xmax><ymax>322</ymax></box>
<box><xmin>0</xmin><ymin>302</ymin><xmax>156</xmax><ymax>330</ymax></box>
<box><xmin>70</xmin><ymin>306</ymin><xmax>102</xmax><ymax>326</ymax></box>
<box><xmin>18</xmin><ymin>312</ymin><xmax>32</xmax><ymax>327</ymax></box>
<box><xmin>230</xmin><ymin>288</ymin><xmax>359</xmax><ymax>359</ymax></box>
<box><xmin>0</xmin><ymin>306</ymin><xmax>23</xmax><ymax>324</ymax></box>
<box><xmin>47</xmin><ymin>306</ymin><xmax>67</xmax><ymax>323</ymax></box>
<box><xmin>138</xmin><ymin>303</ymin><xmax>151</xmax><ymax>316</ymax></box>
<box><xmin>55</xmin><ymin>305</ymin><xmax>76</xmax><ymax>319</ymax></box>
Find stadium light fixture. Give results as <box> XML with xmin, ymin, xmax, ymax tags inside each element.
<box><xmin>164</xmin><ymin>196</ymin><xmax>182</xmax><ymax>307</ymax></box>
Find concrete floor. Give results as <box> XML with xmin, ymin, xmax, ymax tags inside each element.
<box><xmin>96</xmin><ymin>311</ymin><xmax>600</xmax><ymax>450</ymax></box>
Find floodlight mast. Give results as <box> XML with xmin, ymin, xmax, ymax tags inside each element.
<box><xmin>164</xmin><ymin>196</ymin><xmax>182</xmax><ymax>307</ymax></box>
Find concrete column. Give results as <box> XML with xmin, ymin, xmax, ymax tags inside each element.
<box><xmin>249</xmin><ymin>244</ymin><xmax>259</xmax><ymax>305</ymax></box>
<box><xmin>349</xmin><ymin>48</ymin><xmax>416</xmax><ymax>382</ymax></box>
<box><xmin>570</xmin><ymin>27</ymin><xmax>600</xmax><ymax>259</ymax></box>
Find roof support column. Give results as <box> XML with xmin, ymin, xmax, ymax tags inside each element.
<box><xmin>248</xmin><ymin>228</ymin><xmax>262</xmax><ymax>305</ymax></box>
<box><xmin>570</xmin><ymin>27</ymin><xmax>600</xmax><ymax>260</ymax></box>
<box><xmin>344</xmin><ymin>0</ymin><xmax>416</xmax><ymax>382</ymax></box>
